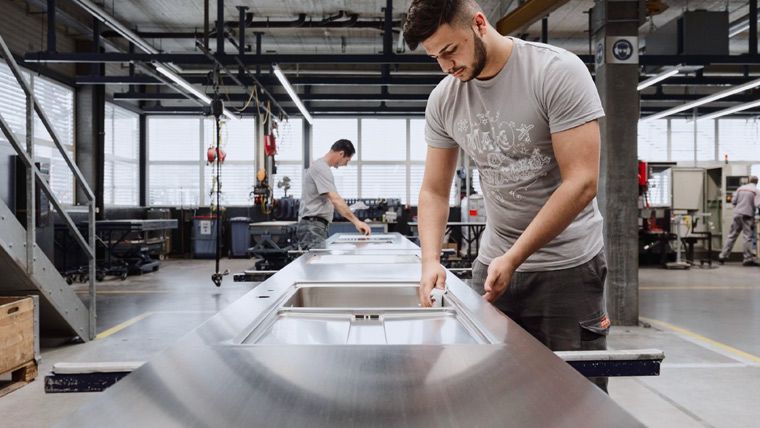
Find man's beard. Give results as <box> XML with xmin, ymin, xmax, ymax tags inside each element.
<box><xmin>462</xmin><ymin>31</ymin><xmax>487</xmax><ymax>82</ymax></box>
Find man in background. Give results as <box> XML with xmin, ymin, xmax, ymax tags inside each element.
<box><xmin>297</xmin><ymin>139</ymin><xmax>371</xmax><ymax>250</ymax></box>
<box><xmin>719</xmin><ymin>176</ymin><xmax>760</xmax><ymax>266</ymax></box>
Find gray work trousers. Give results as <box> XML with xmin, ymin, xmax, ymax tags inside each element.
<box><xmin>471</xmin><ymin>250</ymin><xmax>609</xmax><ymax>392</ymax></box>
<box><xmin>719</xmin><ymin>215</ymin><xmax>756</xmax><ymax>263</ymax></box>
<box><xmin>297</xmin><ymin>219</ymin><xmax>328</xmax><ymax>250</ymax></box>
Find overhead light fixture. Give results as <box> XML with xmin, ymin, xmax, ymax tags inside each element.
<box><xmin>729</xmin><ymin>22</ymin><xmax>750</xmax><ymax>37</ymax></box>
<box><xmin>155</xmin><ymin>65</ymin><xmax>238</xmax><ymax>120</ymax></box>
<box><xmin>696</xmin><ymin>99</ymin><xmax>760</xmax><ymax>121</ymax></box>
<box><xmin>640</xmin><ymin>76</ymin><xmax>760</xmax><ymax>122</ymax></box>
<box><xmin>155</xmin><ymin>65</ymin><xmax>212</xmax><ymax>104</ymax></box>
<box><xmin>272</xmin><ymin>64</ymin><xmax>314</xmax><ymax>124</ymax></box>
<box><xmin>74</xmin><ymin>0</ymin><xmax>158</xmax><ymax>54</ymax></box>
<box><xmin>637</xmin><ymin>68</ymin><xmax>681</xmax><ymax>91</ymax></box>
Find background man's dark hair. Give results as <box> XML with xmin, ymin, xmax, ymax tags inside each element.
<box><xmin>331</xmin><ymin>139</ymin><xmax>356</xmax><ymax>157</ymax></box>
<box><xmin>403</xmin><ymin>0</ymin><xmax>483</xmax><ymax>51</ymax></box>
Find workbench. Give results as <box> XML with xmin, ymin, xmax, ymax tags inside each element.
<box><xmin>54</xmin><ymin>233</ymin><xmax>646</xmax><ymax>427</ymax></box>
<box><xmin>55</xmin><ymin>219</ymin><xmax>177</xmax><ymax>281</ymax></box>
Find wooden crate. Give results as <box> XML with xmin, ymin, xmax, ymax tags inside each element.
<box><xmin>0</xmin><ymin>297</ymin><xmax>37</xmax><ymax>396</ymax></box>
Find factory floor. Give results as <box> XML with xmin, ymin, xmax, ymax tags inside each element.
<box><xmin>0</xmin><ymin>258</ymin><xmax>758</xmax><ymax>428</ymax></box>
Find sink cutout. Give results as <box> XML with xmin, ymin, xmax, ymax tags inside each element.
<box><xmin>284</xmin><ymin>285</ymin><xmax>421</xmax><ymax>308</ymax></box>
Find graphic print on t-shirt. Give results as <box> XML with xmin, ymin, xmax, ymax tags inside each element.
<box><xmin>457</xmin><ymin>110</ymin><xmax>550</xmax><ymax>202</ymax></box>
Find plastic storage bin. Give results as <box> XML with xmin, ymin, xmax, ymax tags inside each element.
<box><xmin>229</xmin><ymin>217</ymin><xmax>252</xmax><ymax>258</ymax></box>
<box><xmin>193</xmin><ymin>216</ymin><xmax>218</xmax><ymax>259</ymax></box>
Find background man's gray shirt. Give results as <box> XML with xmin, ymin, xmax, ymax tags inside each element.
<box><xmin>732</xmin><ymin>183</ymin><xmax>759</xmax><ymax>217</ymax></box>
<box><xmin>299</xmin><ymin>157</ymin><xmax>338</xmax><ymax>222</ymax></box>
<box><xmin>425</xmin><ymin>37</ymin><xmax>605</xmax><ymax>271</ymax></box>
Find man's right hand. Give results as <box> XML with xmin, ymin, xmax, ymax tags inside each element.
<box><xmin>354</xmin><ymin>221</ymin><xmax>371</xmax><ymax>235</ymax></box>
<box><xmin>419</xmin><ymin>260</ymin><xmax>446</xmax><ymax>307</ymax></box>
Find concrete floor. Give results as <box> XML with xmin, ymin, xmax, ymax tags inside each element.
<box><xmin>0</xmin><ymin>258</ymin><xmax>758</xmax><ymax>427</ymax></box>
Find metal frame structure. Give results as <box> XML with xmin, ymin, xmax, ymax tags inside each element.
<box><xmin>0</xmin><ymin>35</ymin><xmax>96</xmax><ymax>341</ymax></box>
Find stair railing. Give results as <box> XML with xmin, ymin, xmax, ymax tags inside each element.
<box><xmin>0</xmin><ymin>35</ymin><xmax>96</xmax><ymax>340</ymax></box>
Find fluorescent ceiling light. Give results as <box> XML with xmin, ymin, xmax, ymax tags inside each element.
<box><xmin>74</xmin><ymin>0</ymin><xmax>158</xmax><ymax>54</ymax></box>
<box><xmin>272</xmin><ymin>64</ymin><xmax>314</xmax><ymax>125</ymax></box>
<box><xmin>697</xmin><ymin>99</ymin><xmax>760</xmax><ymax>121</ymax></box>
<box><xmin>640</xmin><ymin>77</ymin><xmax>760</xmax><ymax>122</ymax></box>
<box><xmin>729</xmin><ymin>22</ymin><xmax>750</xmax><ymax>37</ymax></box>
<box><xmin>637</xmin><ymin>68</ymin><xmax>681</xmax><ymax>91</ymax></box>
<box><xmin>155</xmin><ymin>65</ymin><xmax>212</xmax><ymax>104</ymax></box>
<box><xmin>222</xmin><ymin>109</ymin><xmax>238</xmax><ymax>121</ymax></box>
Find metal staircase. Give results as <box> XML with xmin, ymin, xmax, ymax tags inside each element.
<box><xmin>0</xmin><ymin>35</ymin><xmax>95</xmax><ymax>342</ymax></box>
<box><xmin>0</xmin><ymin>199</ymin><xmax>90</xmax><ymax>341</ymax></box>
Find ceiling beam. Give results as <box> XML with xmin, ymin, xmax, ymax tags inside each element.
<box><xmin>496</xmin><ymin>0</ymin><xmax>572</xmax><ymax>36</ymax></box>
<box><xmin>77</xmin><ymin>75</ymin><xmax>443</xmax><ymax>86</ymax></box>
<box><xmin>24</xmin><ymin>52</ymin><xmax>434</xmax><ymax>65</ymax></box>
<box><xmin>114</xmin><ymin>92</ymin><xmax>430</xmax><ymax>102</ymax></box>
<box><xmin>141</xmin><ymin>105</ymin><xmax>426</xmax><ymax>115</ymax></box>
<box><xmin>29</xmin><ymin>51</ymin><xmax>760</xmax><ymax>68</ymax></box>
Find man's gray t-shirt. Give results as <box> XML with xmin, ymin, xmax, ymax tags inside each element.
<box><xmin>299</xmin><ymin>157</ymin><xmax>337</xmax><ymax>222</ymax></box>
<box><xmin>425</xmin><ymin>37</ymin><xmax>605</xmax><ymax>271</ymax></box>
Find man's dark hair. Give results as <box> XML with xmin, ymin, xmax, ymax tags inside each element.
<box><xmin>403</xmin><ymin>0</ymin><xmax>483</xmax><ymax>51</ymax></box>
<box><xmin>330</xmin><ymin>139</ymin><xmax>356</xmax><ymax>157</ymax></box>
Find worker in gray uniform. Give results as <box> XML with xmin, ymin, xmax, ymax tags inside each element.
<box><xmin>297</xmin><ymin>139</ymin><xmax>371</xmax><ymax>250</ymax></box>
<box><xmin>404</xmin><ymin>0</ymin><xmax>609</xmax><ymax>391</ymax></box>
<box><xmin>719</xmin><ymin>176</ymin><xmax>760</xmax><ymax>266</ymax></box>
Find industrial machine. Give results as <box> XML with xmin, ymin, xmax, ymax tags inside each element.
<box><xmin>53</xmin><ymin>234</ymin><xmax>652</xmax><ymax>427</ymax></box>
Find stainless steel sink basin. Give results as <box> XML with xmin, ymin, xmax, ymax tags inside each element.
<box><xmin>239</xmin><ymin>283</ymin><xmax>495</xmax><ymax>345</ymax></box>
<box><xmin>283</xmin><ymin>284</ymin><xmax>423</xmax><ymax>307</ymax></box>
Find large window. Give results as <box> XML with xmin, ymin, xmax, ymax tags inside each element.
<box><xmin>273</xmin><ymin>118</ymin><xmax>303</xmax><ymax>199</ymax></box>
<box><xmin>0</xmin><ymin>62</ymin><xmax>75</xmax><ymax>204</ymax></box>
<box><xmin>104</xmin><ymin>104</ymin><xmax>139</xmax><ymax>206</ymax></box>
<box><xmin>718</xmin><ymin>119</ymin><xmax>760</xmax><ymax>162</ymax></box>
<box><xmin>298</xmin><ymin>117</ymin><xmax>458</xmax><ymax>206</ymax></box>
<box><xmin>639</xmin><ymin>118</ymin><xmax>760</xmax><ymax>163</ymax></box>
<box><xmin>670</xmin><ymin>119</ymin><xmax>714</xmax><ymax>162</ymax></box>
<box><xmin>148</xmin><ymin>116</ymin><xmax>255</xmax><ymax>206</ymax></box>
<box><xmin>638</xmin><ymin>120</ymin><xmax>668</xmax><ymax>161</ymax></box>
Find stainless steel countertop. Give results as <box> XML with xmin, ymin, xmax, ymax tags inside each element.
<box><xmin>54</xmin><ymin>234</ymin><xmax>644</xmax><ymax>428</ymax></box>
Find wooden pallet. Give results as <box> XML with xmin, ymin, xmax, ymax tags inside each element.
<box><xmin>0</xmin><ymin>360</ymin><xmax>38</xmax><ymax>397</ymax></box>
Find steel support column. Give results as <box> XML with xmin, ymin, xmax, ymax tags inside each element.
<box><xmin>139</xmin><ymin>114</ymin><xmax>147</xmax><ymax>207</ymax></box>
<box><xmin>592</xmin><ymin>0</ymin><xmax>640</xmax><ymax>326</ymax></box>
<box><xmin>751</xmin><ymin>0</ymin><xmax>758</xmax><ymax>56</ymax></box>
<box><xmin>237</xmin><ymin>6</ymin><xmax>248</xmax><ymax>78</ymax></box>
<box><xmin>46</xmin><ymin>0</ymin><xmax>56</xmax><ymax>52</ymax></box>
<box><xmin>216</xmin><ymin>0</ymin><xmax>224</xmax><ymax>55</ymax></box>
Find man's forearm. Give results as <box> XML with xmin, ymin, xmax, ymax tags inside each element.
<box><xmin>418</xmin><ymin>188</ymin><xmax>450</xmax><ymax>262</ymax></box>
<box><xmin>506</xmin><ymin>178</ymin><xmax>597</xmax><ymax>268</ymax></box>
<box><xmin>332</xmin><ymin>197</ymin><xmax>361</xmax><ymax>224</ymax></box>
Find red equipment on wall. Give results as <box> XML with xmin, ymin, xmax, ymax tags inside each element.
<box><xmin>264</xmin><ymin>134</ymin><xmax>277</xmax><ymax>156</ymax></box>
<box><xmin>207</xmin><ymin>147</ymin><xmax>227</xmax><ymax>163</ymax></box>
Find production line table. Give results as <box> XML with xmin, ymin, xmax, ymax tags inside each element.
<box><xmin>54</xmin><ymin>233</ymin><xmax>648</xmax><ymax>427</ymax></box>
<box><xmin>56</xmin><ymin>219</ymin><xmax>177</xmax><ymax>281</ymax></box>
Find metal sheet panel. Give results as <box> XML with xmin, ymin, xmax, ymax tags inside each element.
<box><xmin>54</xmin><ymin>234</ymin><xmax>644</xmax><ymax>428</ymax></box>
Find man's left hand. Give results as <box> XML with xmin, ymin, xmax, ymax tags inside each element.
<box><xmin>355</xmin><ymin>221</ymin><xmax>372</xmax><ymax>235</ymax></box>
<box><xmin>483</xmin><ymin>254</ymin><xmax>517</xmax><ymax>302</ymax></box>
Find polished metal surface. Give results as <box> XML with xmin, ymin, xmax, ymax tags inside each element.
<box><xmin>306</xmin><ymin>254</ymin><xmax>420</xmax><ymax>264</ymax></box>
<box><xmin>248</xmin><ymin>221</ymin><xmax>298</xmax><ymax>229</ymax></box>
<box><xmin>54</xmin><ymin>233</ymin><xmax>644</xmax><ymax>428</ymax></box>
<box><xmin>324</xmin><ymin>232</ymin><xmax>420</xmax><ymax>251</ymax></box>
